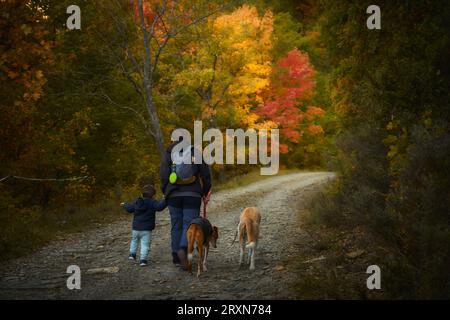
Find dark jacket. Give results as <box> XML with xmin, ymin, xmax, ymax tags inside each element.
<box><xmin>160</xmin><ymin>143</ymin><xmax>212</xmax><ymax>198</ymax></box>
<box><xmin>122</xmin><ymin>197</ymin><xmax>166</xmax><ymax>231</ymax></box>
<box><xmin>189</xmin><ymin>217</ymin><xmax>213</xmax><ymax>244</ymax></box>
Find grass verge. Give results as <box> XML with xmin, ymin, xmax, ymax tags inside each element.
<box><xmin>290</xmin><ymin>182</ymin><xmax>389</xmax><ymax>299</ymax></box>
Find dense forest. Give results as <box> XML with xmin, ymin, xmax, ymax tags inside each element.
<box><xmin>1</xmin><ymin>0</ymin><xmax>449</xmax><ymax>298</ymax></box>
<box><xmin>313</xmin><ymin>0</ymin><xmax>450</xmax><ymax>298</ymax></box>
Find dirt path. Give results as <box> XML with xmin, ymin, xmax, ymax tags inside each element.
<box><xmin>0</xmin><ymin>172</ymin><xmax>335</xmax><ymax>300</ymax></box>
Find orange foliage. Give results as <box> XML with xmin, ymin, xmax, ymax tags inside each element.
<box><xmin>256</xmin><ymin>49</ymin><xmax>324</xmax><ymax>151</ymax></box>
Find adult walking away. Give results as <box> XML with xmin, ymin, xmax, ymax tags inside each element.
<box><xmin>160</xmin><ymin>136</ymin><xmax>212</xmax><ymax>269</ymax></box>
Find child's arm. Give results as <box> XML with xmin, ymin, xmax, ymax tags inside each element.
<box><xmin>153</xmin><ymin>198</ymin><xmax>167</xmax><ymax>212</ymax></box>
<box><xmin>121</xmin><ymin>202</ymin><xmax>135</xmax><ymax>213</ymax></box>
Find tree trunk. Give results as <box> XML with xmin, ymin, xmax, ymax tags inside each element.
<box><xmin>138</xmin><ymin>0</ymin><xmax>165</xmax><ymax>159</ymax></box>
<box><xmin>145</xmin><ymin>89</ymin><xmax>165</xmax><ymax>158</ymax></box>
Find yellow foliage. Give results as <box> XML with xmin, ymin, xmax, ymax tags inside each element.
<box><xmin>173</xmin><ymin>5</ymin><xmax>274</xmax><ymax>128</ymax></box>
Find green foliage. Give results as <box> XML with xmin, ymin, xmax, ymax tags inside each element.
<box><xmin>271</xmin><ymin>12</ymin><xmax>304</xmax><ymax>60</ymax></box>
<box><xmin>310</xmin><ymin>0</ymin><xmax>450</xmax><ymax>298</ymax></box>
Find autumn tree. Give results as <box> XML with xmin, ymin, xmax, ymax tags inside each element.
<box><xmin>256</xmin><ymin>48</ymin><xmax>324</xmax><ymax>153</ymax></box>
<box><xmin>96</xmin><ymin>0</ymin><xmax>227</xmax><ymax>158</ymax></box>
<box><xmin>0</xmin><ymin>0</ymin><xmax>54</xmax><ymax>180</ymax></box>
<box><xmin>170</xmin><ymin>4</ymin><xmax>274</xmax><ymax>131</ymax></box>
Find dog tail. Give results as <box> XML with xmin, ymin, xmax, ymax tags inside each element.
<box><xmin>187</xmin><ymin>229</ymin><xmax>195</xmax><ymax>262</ymax></box>
<box><xmin>244</xmin><ymin>219</ymin><xmax>255</xmax><ymax>246</ymax></box>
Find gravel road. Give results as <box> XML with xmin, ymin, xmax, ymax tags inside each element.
<box><xmin>0</xmin><ymin>172</ymin><xmax>335</xmax><ymax>299</ymax></box>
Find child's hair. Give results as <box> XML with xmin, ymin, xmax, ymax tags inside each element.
<box><xmin>141</xmin><ymin>184</ymin><xmax>156</xmax><ymax>198</ymax></box>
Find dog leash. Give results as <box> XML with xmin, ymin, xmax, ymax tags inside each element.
<box><xmin>202</xmin><ymin>190</ymin><xmax>211</xmax><ymax>219</ymax></box>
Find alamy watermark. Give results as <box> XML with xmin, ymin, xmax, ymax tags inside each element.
<box><xmin>66</xmin><ymin>5</ymin><xmax>81</xmax><ymax>30</ymax></box>
<box><xmin>66</xmin><ymin>265</ymin><xmax>81</xmax><ymax>290</ymax></box>
<box><xmin>171</xmin><ymin>121</ymin><xmax>279</xmax><ymax>175</ymax></box>
<box><xmin>66</xmin><ymin>4</ymin><xmax>380</xmax><ymax>31</ymax></box>
<box><xmin>366</xmin><ymin>265</ymin><xmax>381</xmax><ymax>290</ymax></box>
<box><xmin>367</xmin><ymin>5</ymin><xmax>381</xmax><ymax>30</ymax></box>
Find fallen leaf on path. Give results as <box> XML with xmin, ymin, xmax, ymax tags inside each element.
<box><xmin>345</xmin><ymin>249</ymin><xmax>365</xmax><ymax>259</ymax></box>
<box><xmin>275</xmin><ymin>265</ymin><xmax>286</xmax><ymax>271</ymax></box>
<box><xmin>302</xmin><ymin>255</ymin><xmax>326</xmax><ymax>263</ymax></box>
<box><xmin>86</xmin><ymin>267</ymin><xmax>119</xmax><ymax>274</ymax></box>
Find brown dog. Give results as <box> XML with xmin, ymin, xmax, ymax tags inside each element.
<box><xmin>186</xmin><ymin>217</ymin><xmax>218</xmax><ymax>277</ymax></box>
<box><xmin>237</xmin><ymin>207</ymin><xmax>261</xmax><ymax>270</ymax></box>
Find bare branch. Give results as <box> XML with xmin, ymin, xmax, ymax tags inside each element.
<box><xmin>138</xmin><ymin>0</ymin><xmax>153</xmax><ymax>85</ymax></box>
<box><xmin>99</xmin><ymin>92</ymin><xmax>155</xmax><ymax>137</ymax></box>
<box><xmin>156</xmin><ymin>0</ymin><xmax>169</xmax><ymax>35</ymax></box>
<box><xmin>169</xmin><ymin>7</ymin><xmax>224</xmax><ymax>38</ymax></box>
<box><xmin>213</xmin><ymin>83</ymin><xmax>231</xmax><ymax>109</ymax></box>
<box><xmin>151</xmin><ymin>3</ymin><xmax>226</xmax><ymax>77</ymax></box>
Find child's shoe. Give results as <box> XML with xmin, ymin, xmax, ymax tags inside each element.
<box><xmin>129</xmin><ymin>253</ymin><xmax>136</xmax><ymax>261</ymax></box>
<box><xmin>139</xmin><ymin>260</ymin><xmax>147</xmax><ymax>267</ymax></box>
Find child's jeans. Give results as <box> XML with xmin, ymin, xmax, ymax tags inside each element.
<box><xmin>129</xmin><ymin>230</ymin><xmax>152</xmax><ymax>260</ymax></box>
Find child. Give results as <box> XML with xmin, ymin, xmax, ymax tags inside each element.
<box><xmin>121</xmin><ymin>184</ymin><xmax>166</xmax><ymax>266</ymax></box>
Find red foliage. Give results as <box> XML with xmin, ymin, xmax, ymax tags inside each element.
<box><xmin>256</xmin><ymin>49</ymin><xmax>324</xmax><ymax>153</ymax></box>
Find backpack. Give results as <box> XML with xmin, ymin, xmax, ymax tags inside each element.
<box><xmin>169</xmin><ymin>146</ymin><xmax>198</xmax><ymax>185</ymax></box>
